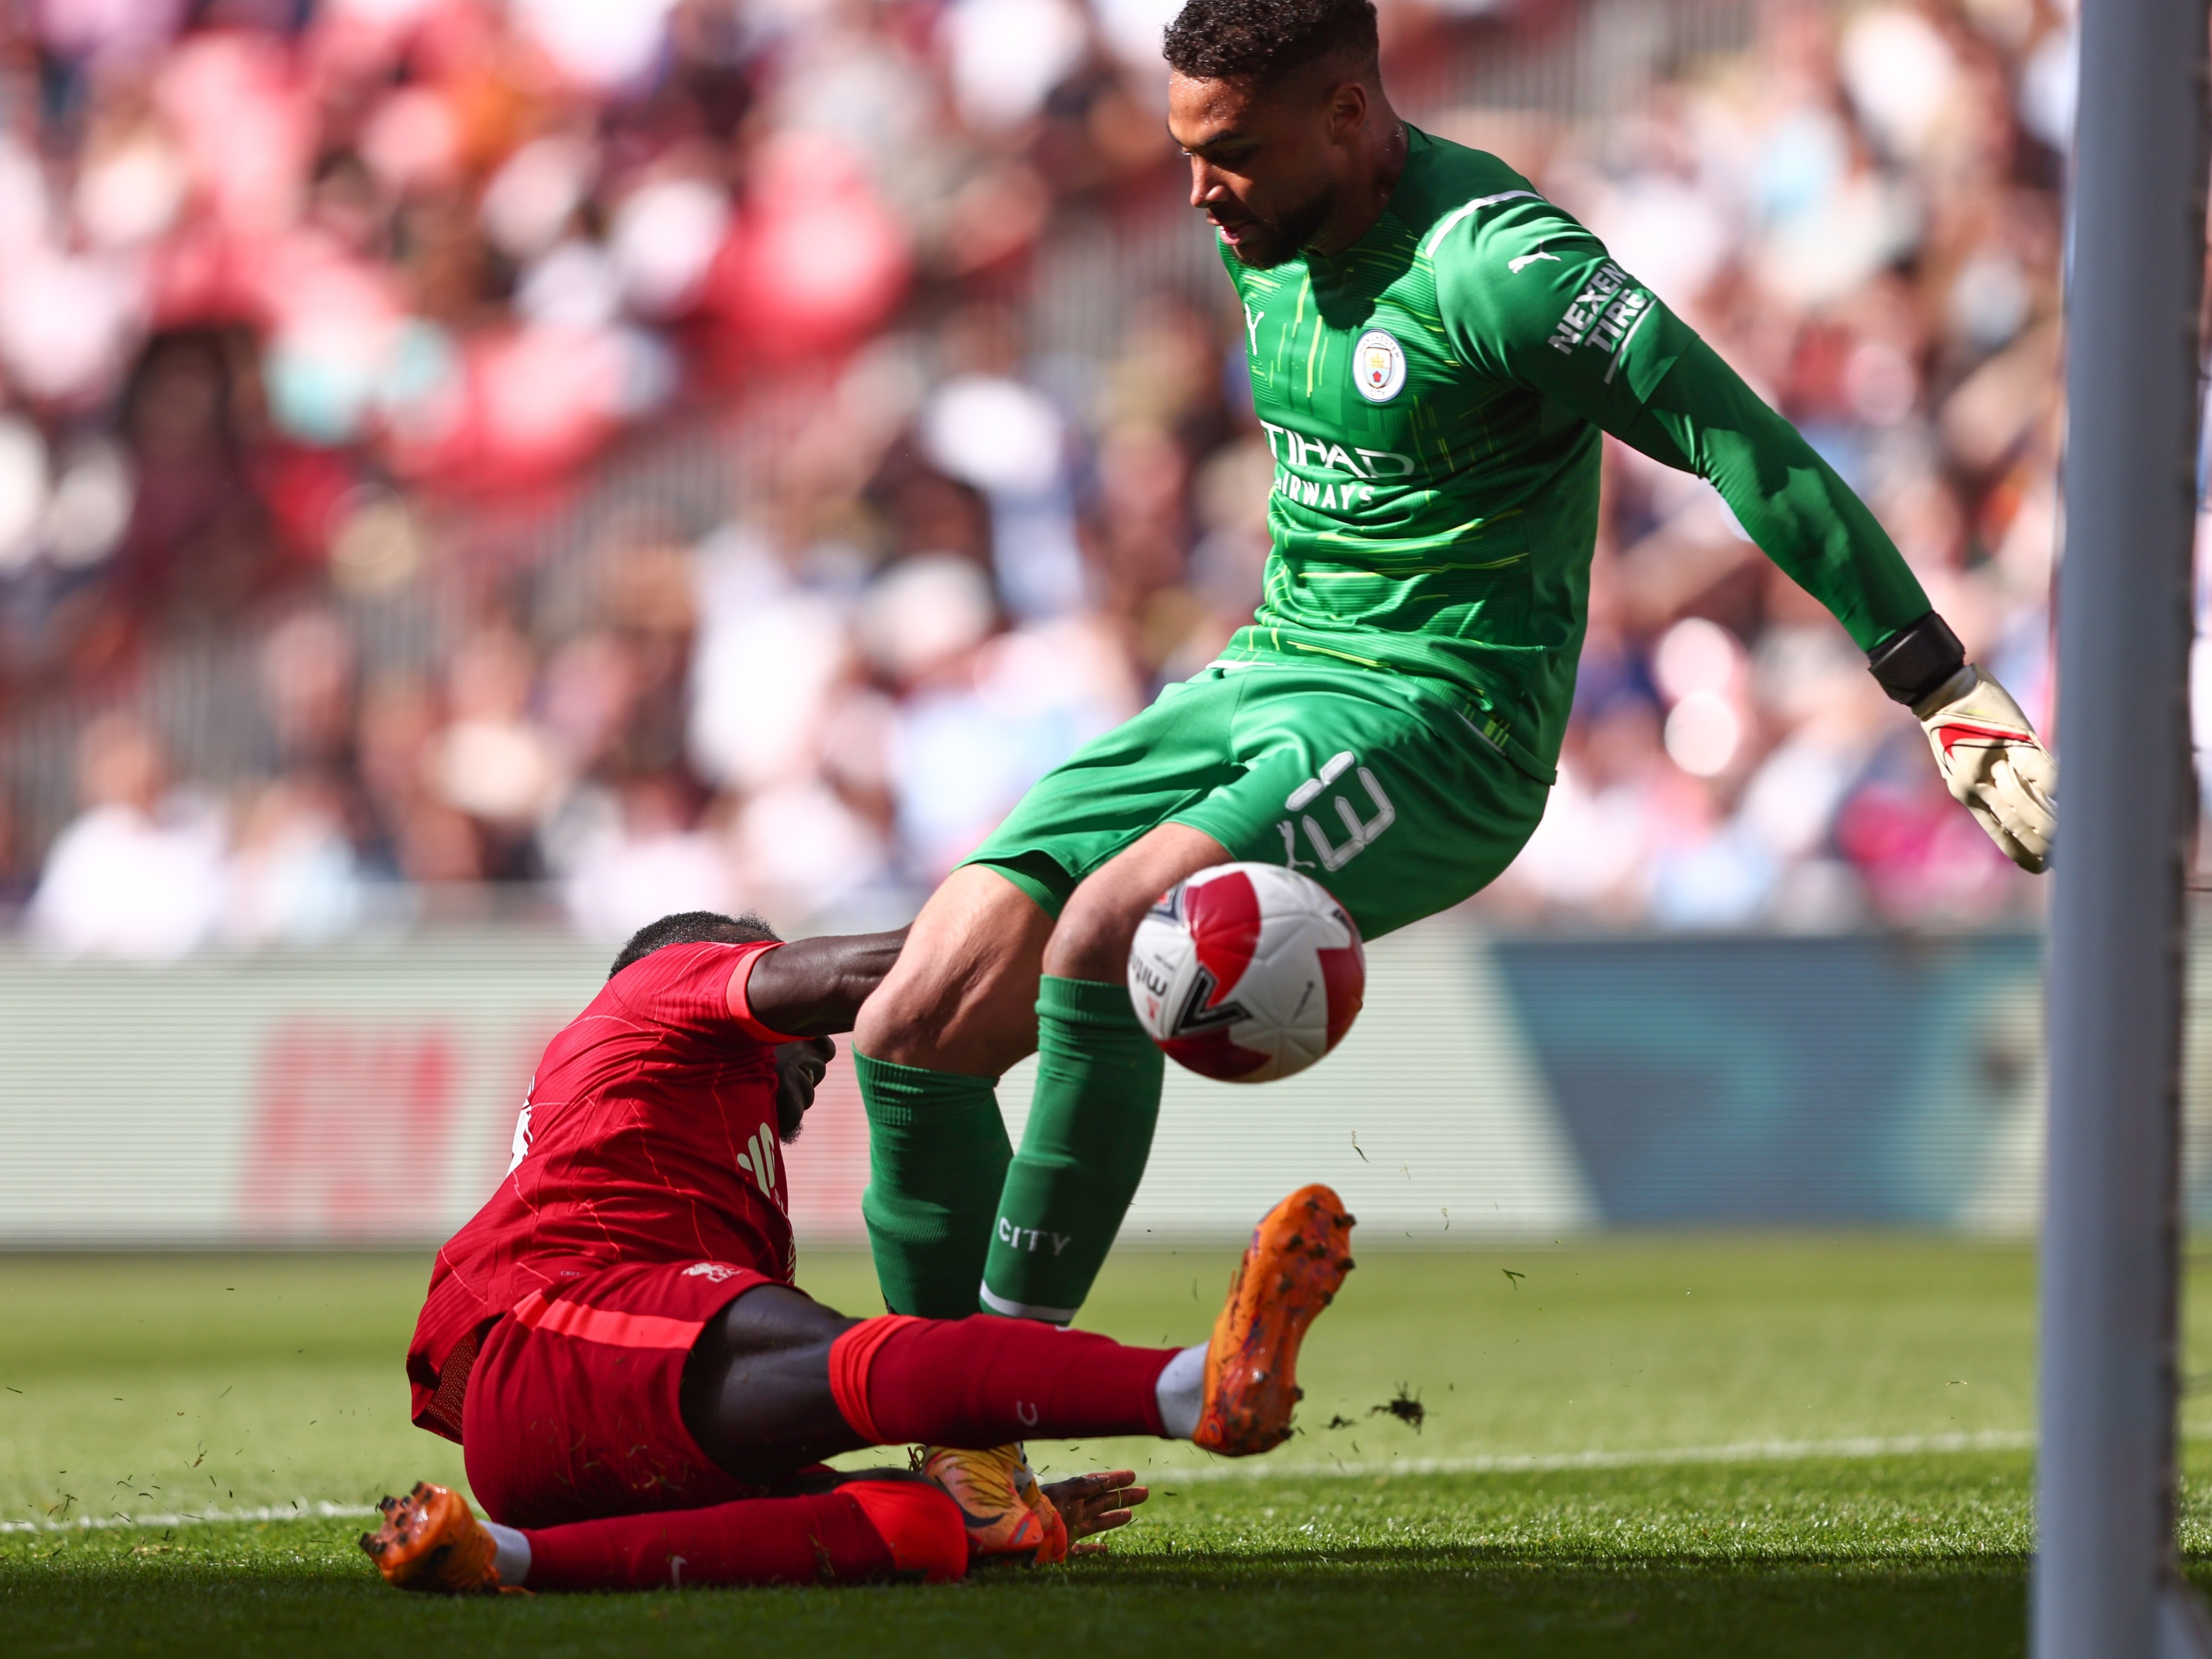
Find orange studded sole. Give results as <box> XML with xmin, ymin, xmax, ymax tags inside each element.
<box><xmin>358</xmin><ymin>1481</ymin><xmax>504</xmax><ymax>1594</ymax></box>
<box><xmin>1194</xmin><ymin>1183</ymin><xmax>1356</xmax><ymax>1457</ymax></box>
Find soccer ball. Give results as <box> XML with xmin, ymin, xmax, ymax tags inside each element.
<box><xmin>1127</xmin><ymin>862</ymin><xmax>1366</xmax><ymax>1082</ymax></box>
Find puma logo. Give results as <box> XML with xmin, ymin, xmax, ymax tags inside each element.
<box><xmin>1509</xmin><ymin>250</ymin><xmax>1560</xmax><ymax>274</ymax></box>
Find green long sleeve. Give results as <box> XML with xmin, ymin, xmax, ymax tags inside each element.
<box><xmin>1618</xmin><ymin>337</ymin><xmax>1930</xmax><ymax>652</ymax></box>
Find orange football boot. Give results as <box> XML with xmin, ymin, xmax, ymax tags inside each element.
<box><xmin>1193</xmin><ymin>1183</ymin><xmax>1356</xmax><ymax>1456</ymax></box>
<box><xmin>921</xmin><ymin>1443</ymin><xmax>1069</xmax><ymax>1565</ymax></box>
<box><xmin>358</xmin><ymin>1481</ymin><xmax>513</xmax><ymax>1594</ymax></box>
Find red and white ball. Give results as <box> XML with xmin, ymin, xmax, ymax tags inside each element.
<box><xmin>1127</xmin><ymin>863</ymin><xmax>1366</xmax><ymax>1082</ymax></box>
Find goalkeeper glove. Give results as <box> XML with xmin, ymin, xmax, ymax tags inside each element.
<box><xmin>1868</xmin><ymin>613</ymin><xmax>2055</xmax><ymax>873</ymax></box>
<box><xmin>1911</xmin><ymin>666</ymin><xmax>2056</xmax><ymax>873</ymax></box>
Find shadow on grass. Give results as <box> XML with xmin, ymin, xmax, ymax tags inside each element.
<box><xmin>4</xmin><ymin>1530</ymin><xmax>2038</xmax><ymax>1659</ymax></box>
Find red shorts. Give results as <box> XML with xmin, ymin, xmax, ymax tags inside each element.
<box><xmin>461</xmin><ymin>1259</ymin><xmax>781</xmax><ymax>1529</ymax></box>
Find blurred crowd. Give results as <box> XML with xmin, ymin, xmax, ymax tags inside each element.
<box><xmin>0</xmin><ymin>0</ymin><xmax>2074</xmax><ymax>955</ymax></box>
<box><xmin>1474</xmin><ymin>0</ymin><xmax>2070</xmax><ymax>928</ymax></box>
<box><xmin>0</xmin><ymin>0</ymin><xmax>1195</xmax><ymax>690</ymax></box>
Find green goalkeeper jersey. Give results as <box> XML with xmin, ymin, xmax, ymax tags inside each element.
<box><xmin>1214</xmin><ymin>126</ymin><xmax>1931</xmax><ymax>782</ymax></box>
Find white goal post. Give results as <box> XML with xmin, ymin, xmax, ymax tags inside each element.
<box><xmin>2036</xmin><ymin>0</ymin><xmax>2212</xmax><ymax>1650</ymax></box>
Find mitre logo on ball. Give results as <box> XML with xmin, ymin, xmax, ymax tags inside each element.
<box><xmin>1354</xmin><ymin>328</ymin><xmax>1406</xmax><ymax>403</ymax></box>
<box><xmin>1127</xmin><ymin>862</ymin><xmax>1366</xmax><ymax>1082</ymax></box>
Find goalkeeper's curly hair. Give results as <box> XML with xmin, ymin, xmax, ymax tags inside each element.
<box><xmin>1162</xmin><ymin>0</ymin><xmax>1380</xmax><ymax>86</ymax></box>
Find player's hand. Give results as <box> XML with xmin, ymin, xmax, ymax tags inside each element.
<box><xmin>1039</xmin><ymin>1469</ymin><xmax>1148</xmax><ymax>1555</ymax></box>
<box><xmin>1914</xmin><ymin>666</ymin><xmax>2055</xmax><ymax>872</ymax></box>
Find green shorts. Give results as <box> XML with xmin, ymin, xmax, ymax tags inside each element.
<box><xmin>963</xmin><ymin>661</ymin><xmax>1552</xmax><ymax>941</ymax></box>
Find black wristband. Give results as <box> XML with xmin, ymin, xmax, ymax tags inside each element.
<box><xmin>1866</xmin><ymin>612</ymin><xmax>1966</xmax><ymax>707</ymax></box>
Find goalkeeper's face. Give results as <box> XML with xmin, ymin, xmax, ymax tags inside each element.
<box><xmin>1169</xmin><ymin>71</ymin><xmax>1357</xmax><ymax>270</ymax></box>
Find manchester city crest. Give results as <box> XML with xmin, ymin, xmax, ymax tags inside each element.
<box><xmin>1353</xmin><ymin>328</ymin><xmax>1406</xmax><ymax>403</ymax></box>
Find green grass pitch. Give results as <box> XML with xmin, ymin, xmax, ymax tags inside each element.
<box><xmin>8</xmin><ymin>1237</ymin><xmax>2212</xmax><ymax>1656</ymax></box>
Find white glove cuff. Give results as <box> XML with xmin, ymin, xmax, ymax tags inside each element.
<box><xmin>1911</xmin><ymin>666</ymin><xmax>1981</xmax><ymax>722</ymax></box>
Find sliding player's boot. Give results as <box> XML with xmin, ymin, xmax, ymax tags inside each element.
<box><xmin>921</xmin><ymin>1442</ymin><xmax>1068</xmax><ymax>1565</ymax></box>
<box><xmin>1194</xmin><ymin>1183</ymin><xmax>1356</xmax><ymax>1456</ymax></box>
<box><xmin>359</xmin><ymin>1481</ymin><xmax>510</xmax><ymax>1594</ymax></box>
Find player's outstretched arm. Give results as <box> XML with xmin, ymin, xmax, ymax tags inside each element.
<box><xmin>744</xmin><ymin>928</ymin><xmax>908</xmax><ymax>1036</ymax></box>
<box><xmin>1615</xmin><ymin>347</ymin><xmax>2056</xmax><ymax>872</ymax></box>
<box><xmin>1433</xmin><ymin>197</ymin><xmax>1932</xmax><ymax>656</ymax></box>
<box><xmin>1431</xmin><ymin>200</ymin><xmax>2055</xmax><ymax>870</ymax></box>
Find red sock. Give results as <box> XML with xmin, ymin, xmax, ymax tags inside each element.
<box><xmin>519</xmin><ymin>1479</ymin><xmax>966</xmax><ymax>1590</ymax></box>
<box><xmin>828</xmin><ymin>1314</ymin><xmax>1176</xmax><ymax>1446</ymax></box>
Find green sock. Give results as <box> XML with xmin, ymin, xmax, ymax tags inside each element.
<box><xmin>856</xmin><ymin>1052</ymin><xmax>1012</xmax><ymax>1319</ymax></box>
<box><xmin>980</xmin><ymin>976</ymin><xmax>1164</xmax><ymax>1322</ymax></box>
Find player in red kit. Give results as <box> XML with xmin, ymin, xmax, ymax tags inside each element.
<box><xmin>363</xmin><ymin>910</ymin><xmax>1355</xmax><ymax>1594</ymax></box>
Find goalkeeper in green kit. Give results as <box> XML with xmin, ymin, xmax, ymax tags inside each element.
<box><xmin>851</xmin><ymin>0</ymin><xmax>2058</xmax><ymax>1547</ymax></box>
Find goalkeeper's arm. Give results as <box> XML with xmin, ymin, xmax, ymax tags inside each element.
<box><xmin>1614</xmin><ymin>338</ymin><xmax>2055</xmax><ymax>872</ymax></box>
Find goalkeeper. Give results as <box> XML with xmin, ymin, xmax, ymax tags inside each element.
<box><xmin>852</xmin><ymin>0</ymin><xmax>2056</xmax><ymax>1529</ymax></box>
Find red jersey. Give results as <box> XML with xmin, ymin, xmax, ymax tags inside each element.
<box><xmin>408</xmin><ymin>940</ymin><xmax>800</xmax><ymax>1438</ymax></box>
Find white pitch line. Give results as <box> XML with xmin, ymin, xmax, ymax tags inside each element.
<box><xmin>1160</xmin><ymin>1429</ymin><xmax>2040</xmax><ymax>1484</ymax></box>
<box><xmin>0</xmin><ymin>1429</ymin><xmax>2069</xmax><ymax>1533</ymax></box>
<box><xmin>3</xmin><ymin>1500</ymin><xmax>378</xmax><ymax>1536</ymax></box>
